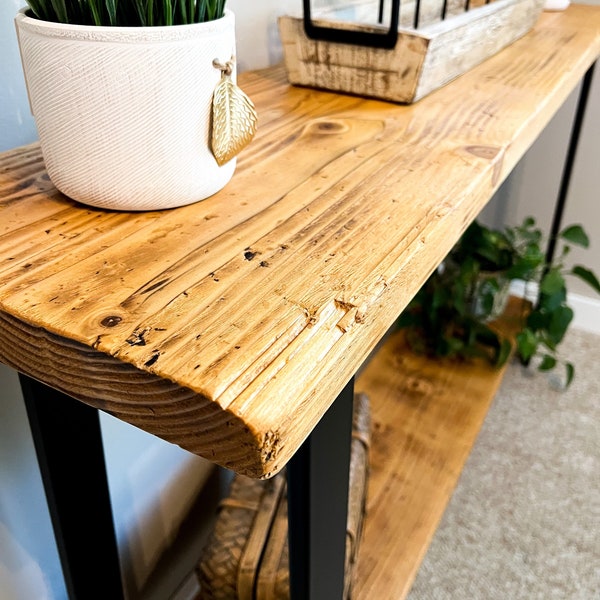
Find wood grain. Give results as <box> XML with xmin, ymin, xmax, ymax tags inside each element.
<box><xmin>0</xmin><ymin>7</ymin><xmax>598</xmax><ymax>477</ymax></box>
<box><xmin>354</xmin><ymin>297</ymin><xmax>528</xmax><ymax>599</ymax></box>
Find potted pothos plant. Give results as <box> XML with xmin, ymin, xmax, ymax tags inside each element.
<box><xmin>15</xmin><ymin>0</ymin><xmax>257</xmax><ymax>211</ymax></box>
<box><xmin>397</xmin><ymin>217</ymin><xmax>600</xmax><ymax>387</ymax></box>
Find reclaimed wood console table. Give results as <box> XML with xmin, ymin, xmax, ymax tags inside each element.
<box><xmin>1</xmin><ymin>6</ymin><xmax>599</xmax><ymax>599</ymax></box>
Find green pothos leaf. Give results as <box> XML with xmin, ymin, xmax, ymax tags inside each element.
<box><xmin>538</xmin><ymin>354</ymin><xmax>557</xmax><ymax>371</ymax></box>
<box><xmin>516</xmin><ymin>329</ymin><xmax>538</xmax><ymax>362</ymax></box>
<box><xmin>571</xmin><ymin>265</ymin><xmax>600</xmax><ymax>294</ymax></box>
<box><xmin>565</xmin><ymin>362</ymin><xmax>575</xmax><ymax>388</ymax></box>
<box><xmin>560</xmin><ymin>224</ymin><xmax>589</xmax><ymax>248</ymax></box>
<box><xmin>496</xmin><ymin>339</ymin><xmax>513</xmax><ymax>367</ymax></box>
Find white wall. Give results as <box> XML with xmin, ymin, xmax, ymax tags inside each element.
<box><xmin>0</xmin><ymin>1</ymin><xmax>597</xmax><ymax>599</ymax></box>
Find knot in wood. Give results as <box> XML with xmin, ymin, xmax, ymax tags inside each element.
<box><xmin>310</xmin><ymin>120</ymin><xmax>348</xmax><ymax>135</ymax></box>
<box><xmin>404</xmin><ymin>376</ymin><xmax>433</xmax><ymax>397</ymax></box>
<box><xmin>100</xmin><ymin>315</ymin><xmax>122</xmax><ymax>328</ymax></box>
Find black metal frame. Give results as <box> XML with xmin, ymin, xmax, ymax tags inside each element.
<box><xmin>545</xmin><ymin>63</ymin><xmax>596</xmax><ymax>265</ymax></box>
<box><xmin>303</xmin><ymin>0</ymin><xmax>400</xmax><ymax>49</ymax></box>
<box><xmin>287</xmin><ymin>378</ymin><xmax>354</xmax><ymax>600</ymax></box>
<box><xmin>304</xmin><ymin>0</ymin><xmax>493</xmax><ymax>44</ymax></box>
<box><xmin>20</xmin><ymin>375</ymin><xmax>124</xmax><ymax>600</ymax></box>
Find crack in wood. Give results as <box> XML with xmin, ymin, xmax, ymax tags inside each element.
<box><xmin>144</xmin><ymin>351</ymin><xmax>161</xmax><ymax>367</ymax></box>
<box><xmin>126</xmin><ymin>326</ymin><xmax>151</xmax><ymax>347</ymax></box>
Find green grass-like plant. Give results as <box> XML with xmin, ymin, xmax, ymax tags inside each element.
<box><xmin>24</xmin><ymin>0</ymin><xmax>226</xmax><ymax>26</ymax></box>
<box><xmin>397</xmin><ymin>218</ymin><xmax>600</xmax><ymax>387</ymax></box>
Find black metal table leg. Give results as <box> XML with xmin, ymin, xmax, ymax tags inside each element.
<box><xmin>19</xmin><ymin>375</ymin><xmax>124</xmax><ymax>600</ymax></box>
<box><xmin>546</xmin><ymin>61</ymin><xmax>596</xmax><ymax>265</ymax></box>
<box><xmin>287</xmin><ymin>378</ymin><xmax>354</xmax><ymax>600</ymax></box>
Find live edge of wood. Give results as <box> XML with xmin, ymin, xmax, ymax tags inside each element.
<box><xmin>0</xmin><ymin>7</ymin><xmax>598</xmax><ymax>478</ymax></box>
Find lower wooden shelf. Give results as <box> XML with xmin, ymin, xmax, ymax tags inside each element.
<box><xmin>353</xmin><ymin>297</ymin><xmax>525</xmax><ymax>600</ymax></box>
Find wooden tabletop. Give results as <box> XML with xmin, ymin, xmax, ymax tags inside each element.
<box><xmin>1</xmin><ymin>6</ymin><xmax>598</xmax><ymax>478</ymax></box>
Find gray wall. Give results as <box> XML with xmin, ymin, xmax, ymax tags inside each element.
<box><xmin>0</xmin><ymin>1</ymin><xmax>598</xmax><ymax>598</ymax></box>
<box><xmin>1</xmin><ymin>0</ymin><xmax>38</xmax><ymax>151</ymax></box>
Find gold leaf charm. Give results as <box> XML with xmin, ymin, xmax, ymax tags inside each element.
<box><xmin>211</xmin><ymin>59</ymin><xmax>258</xmax><ymax>166</ymax></box>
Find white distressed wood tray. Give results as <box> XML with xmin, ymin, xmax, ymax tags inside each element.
<box><xmin>279</xmin><ymin>0</ymin><xmax>545</xmax><ymax>103</ymax></box>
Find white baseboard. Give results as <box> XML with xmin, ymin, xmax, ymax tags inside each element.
<box><xmin>509</xmin><ymin>281</ymin><xmax>600</xmax><ymax>335</ymax></box>
<box><xmin>568</xmin><ymin>292</ymin><xmax>600</xmax><ymax>335</ymax></box>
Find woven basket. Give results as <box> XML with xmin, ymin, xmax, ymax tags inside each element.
<box><xmin>197</xmin><ymin>392</ymin><xmax>371</xmax><ymax>599</ymax></box>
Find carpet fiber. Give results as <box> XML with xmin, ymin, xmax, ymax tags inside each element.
<box><xmin>406</xmin><ymin>328</ymin><xmax>600</xmax><ymax>599</ymax></box>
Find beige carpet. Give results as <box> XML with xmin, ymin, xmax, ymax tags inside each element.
<box><xmin>406</xmin><ymin>328</ymin><xmax>600</xmax><ymax>600</ymax></box>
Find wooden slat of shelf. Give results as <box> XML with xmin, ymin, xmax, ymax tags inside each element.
<box><xmin>354</xmin><ymin>297</ymin><xmax>526</xmax><ymax>599</ymax></box>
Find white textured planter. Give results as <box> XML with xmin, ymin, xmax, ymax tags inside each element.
<box><xmin>15</xmin><ymin>9</ymin><xmax>237</xmax><ymax>211</ymax></box>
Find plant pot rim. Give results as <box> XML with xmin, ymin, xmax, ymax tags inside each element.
<box><xmin>15</xmin><ymin>7</ymin><xmax>234</xmax><ymax>42</ymax></box>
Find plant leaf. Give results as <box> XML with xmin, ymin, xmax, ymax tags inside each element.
<box><xmin>24</xmin><ymin>0</ymin><xmax>50</xmax><ymax>20</ymax></box>
<box><xmin>105</xmin><ymin>0</ymin><xmax>117</xmax><ymax>25</ymax></box>
<box><xmin>526</xmin><ymin>309</ymin><xmax>549</xmax><ymax>332</ymax></box>
<box><xmin>516</xmin><ymin>329</ymin><xmax>538</xmax><ymax>362</ymax></box>
<box><xmin>495</xmin><ymin>338</ymin><xmax>512</xmax><ymax>367</ymax></box>
<box><xmin>565</xmin><ymin>362</ymin><xmax>575</xmax><ymax>388</ymax></box>
<box><xmin>522</xmin><ymin>216</ymin><xmax>536</xmax><ymax>228</ymax></box>
<box><xmin>538</xmin><ymin>354</ymin><xmax>556</xmax><ymax>371</ymax></box>
<box><xmin>560</xmin><ymin>224</ymin><xmax>589</xmax><ymax>248</ymax></box>
<box><xmin>538</xmin><ymin>288</ymin><xmax>567</xmax><ymax>312</ymax></box>
<box><xmin>571</xmin><ymin>265</ymin><xmax>600</xmax><ymax>294</ymax></box>
<box><xmin>163</xmin><ymin>0</ymin><xmax>173</xmax><ymax>25</ymax></box>
<box><xmin>131</xmin><ymin>0</ymin><xmax>146</xmax><ymax>25</ymax></box>
<box><xmin>26</xmin><ymin>0</ymin><xmax>225</xmax><ymax>24</ymax></box>
<box><xmin>547</xmin><ymin>304</ymin><xmax>573</xmax><ymax>345</ymax></box>
<box><xmin>50</xmin><ymin>0</ymin><xmax>68</xmax><ymax>22</ymax></box>
<box><xmin>88</xmin><ymin>0</ymin><xmax>103</xmax><ymax>25</ymax></box>
<box><xmin>540</xmin><ymin>268</ymin><xmax>565</xmax><ymax>296</ymax></box>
